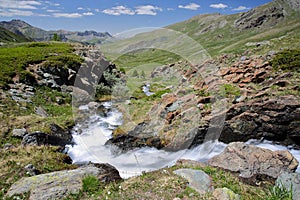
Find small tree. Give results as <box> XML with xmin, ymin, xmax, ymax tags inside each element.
<box><xmin>52</xmin><ymin>33</ymin><xmax>61</xmax><ymax>41</ymax></box>
<box><xmin>141</xmin><ymin>70</ymin><xmax>146</xmax><ymax>78</ymax></box>
<box><xmin>132</xmin><ymin>69</ymin><xmax>139</xmax><ymax>77</ymax></box>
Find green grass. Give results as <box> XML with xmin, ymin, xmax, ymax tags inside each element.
<box><xmin>0</xmin><ymin>146</ymin><xmax>76</xmax><ymax>199</ymax></box>
<box><xmin>0</xmin><ymin>42</ymin><xmax>83</xmax><ymax>88</ymax></box>
<box><xmin>63</xmin><ymin>165</ymin><xmax>294</xmax><ymax>200</ymax></box>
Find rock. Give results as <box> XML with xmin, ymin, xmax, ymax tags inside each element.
<box><xmin>220</xmin><ymin>95</ymin><xmax>300</xmax><ymax>147</ymax></box>
<box><xmin>208</xmin><ymin>142</ymin><xmax>299</xmax><ymax>184</ymax></box>
<box><xmin>212</xmin><ymin>188</ymin><xmax>240</xmax><ymax>200</ymax></box>
<box><xmin>173</xmin><ymin>168</ymin><xmax>213</xmax><ymax>194</ymax></box>
<box><xmin>3</xmin><ymin>143</ymin><xmax>15</xmax><ymax>150</ymax></box>
<box><xmin>276</xmin><ymin>172</ymin><xmax>300</xmax><ymax>200</ymax></box>
<box><xmin>49</xmin><ymin>123</ymin><xmax>73</xmax><ymax>144</ymax></box>
<box><xmin>6</xmin><ymin>163</ymin><xmax>121</xmax><ymax>200</ymax></box>
<box><xmin>106</xmin><ymin>134</ymin><xmax>163</xmax><ymax>153</ymax></box>
<box><xmin>12</xmin><ymin>128</ymin><xmax>27</xmax><ymax>138</ymax></box>
<box><xmin>24</xmin><ymin>164</ymin><xmax>40</xmax><ymax>176</ymax></box>
<box><xmin>22</xmin><ymin>131</ymin><xmax>72</xmax><ymax>147</ymax></box>
<box><xmin>35</xmin><ymin>106</ymin><xmax>48</xmax><ymax>117</ymax></box>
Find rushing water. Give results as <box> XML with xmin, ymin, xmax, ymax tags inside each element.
<box><xmin>142</xmin><ymin>84</ymin><xmax>154</xmax><ymax>96</ymax></box>
<box><xmin>67</xmin><ymin>101</ymin><xmax>300</xmax><ymax>178</ymax></box>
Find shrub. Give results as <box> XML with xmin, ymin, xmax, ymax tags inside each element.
<box><xmin>270</xmin><ymin>49</ymin><xmax>300</xmax><ymax>72</ymax></box>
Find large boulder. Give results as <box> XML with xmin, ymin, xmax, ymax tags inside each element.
<box><xmin>6</xmin><ymin>163</ymin><xmax>121</xmax><ymax>200</ymax></box>
<box><xmin>208</xmin><ymin>142</ymin><xmax>298</xmax><ymax>184</ymax></box>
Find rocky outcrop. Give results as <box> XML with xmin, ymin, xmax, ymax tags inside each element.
<box><xmin>208</xmin><ymin>142</ymin><xmax>299</xmax><ymax>185</ymax></box>
<box><xmin>22</xmin><ymin>131</ymin><xmax>70</xmax><ymax>147</ymax></box>
<box><xmin>6</xmin><ymin>163</ymin><xmax>121</xmax><ymax>200</ymax></box>
<box><xmin>235</xmin><ymin>4</ymin><xmax>284</xmax><ymax>30</ymax></box>
<box><xmin>21</xmin><ymin>124</ymin><xmax>73</xmax><ymax>147</ymax></box>
<box><xmin>219</xmin><ymin>57</ymin><xmax>272</xmax><ymax>86</ymax></box>
<box><xmin>219</xmin><ymin>95</ymin><xmax>300</xmax><ymax>146</ymax></box>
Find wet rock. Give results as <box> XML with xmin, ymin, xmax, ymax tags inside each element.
<box><xmin>6</xmin><ymin>163</ymin><xmax>121</xmax><ymax>200</ymax></box>
<box><xmin>212</xmin><ymin>187</ymin><xmax>240</xmax><ymax>200</ymax></box>
<box><xmin>276</xmin><ymin>172</ymin><xmax>300</xmax><ymax>200</ymax></box>
<box><xmin>12</xmin><ymin>128</ymin><xmax>27</xmax><ymax>138</ymax></box>
<box><xmin>174</xmin><ymin>168</ymin><xmax>213</xmax><ymax>194</ymax></box>
<box><xmin>106</xmin><ymin>134</ymin><xmax>163</xmax><ymax>153</ymax></box>
<box><xmin>208</xmin><ymin>142</ymin><xmax>298</xmax><ymax>184</ymax></box>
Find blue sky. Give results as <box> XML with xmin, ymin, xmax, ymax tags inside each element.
<box><xmin>0</xmin><ymin>0</ymin><xmax>272</xmax><ymax>34</ymax></box>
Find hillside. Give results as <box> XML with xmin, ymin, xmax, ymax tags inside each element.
<box><xmin>0</xmin><ymin>27</ymin><xmax>32</xmax><ymax>43</ymax></box>
<box><xmin>0</xmin><ymin>19</ymin><xmax>112</xmax><ymax>44</ymax></box>
<box><xmin>101</xmin><ymin>0</ymin><xmax>300</xmax><ymax>67</ymax></box>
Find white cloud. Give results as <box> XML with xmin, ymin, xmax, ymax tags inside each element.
<box><xmin>167</xmin><ymin>8</ymin><xmax>175</xmax><ymax>11</ymax></box>
<box><xmin>46</xmin><ymin>9</ymin><xmax>60</xmax><ymax>13</ymax></box>
<box><xmin>53</xmin><ymin>13</ymin><xmax>82</xmax><ymax>18</ymax></box>
<box><xmin>77</xmin><ymin>7</ymin><xmax>84</xmax><ymax>10</ymax></box>
<box><xmin>232</xmin><ymin>6</ymin><xmax>248</xmax><ymax>11</ymax></box>
<box><xmin>135</xmin><ymin>5</ymin><xmax>162</xmax><ymax>15</ymax></box>
<box><xmin>95</xmin><ymin>9</ymin><xmax>100</xmax><ymax>12</ymax></box>
<box><xmin>210</xmin><ymin>3</ymin><xmax>228</xmax><ymax>9</ymax></box>
<box><xmin>0</xmin><ymin>0</ymin><xmax>41</xmax><ymax>10</ymax></box>
<box><xmin>102</xmin><ymin>6</ymin><xmax>135</xmax><ymax>16</ymax></box>
<box><xmin>178</xmin><ymin>3</ymin><xmax>200</xmax><ymax>10</ymax></box>
<box><xmin>83</xmin><ymin>12</ymin><xmax>94</xmax><ymax>16</ymax></box>
<box><xmin>0</xmin><ymin>8</ymin><xmax>33</xmax><ymax>17</ymax></box>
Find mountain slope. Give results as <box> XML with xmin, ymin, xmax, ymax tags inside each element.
<box><xmin>0</xmin><ymin>27</ymin><xmax>32</xmax><ymax>43</ymax></box>
<box><xmin>167</xmin><ymin>0</ymin><xmax>300</xmax><ymax>56</ymax></box>
<box><xmin>0</xmin><ymin>19</ymin><xmax>112</xmax><ymax>44</ymax></box>
<box><xmin>101</xmin><ymin>0</ymin><xmax>300</xmax><ymax>67</ymax></box>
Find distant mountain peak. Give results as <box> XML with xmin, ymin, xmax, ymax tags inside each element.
<box><xmin>0</xmin><ymin>19</ymin><xmax>112</xmax><ymax>44</ymax></box>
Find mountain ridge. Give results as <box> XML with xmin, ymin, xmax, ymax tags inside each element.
<box><xmin>0</xmin><ymin>19</ymin><xmax>112</xmax><ymax>44</ymax></box>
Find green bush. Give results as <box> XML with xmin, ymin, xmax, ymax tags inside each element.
<box><xmin>270</xmin><ymin>49</ymin><xmax>300</xmax><ymax>72</ymax></box>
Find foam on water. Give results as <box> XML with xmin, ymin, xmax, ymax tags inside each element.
<box><xmin>68</xmin><ymin>102</ymin><xmax>300</xmax><ymax>178</ymax></box>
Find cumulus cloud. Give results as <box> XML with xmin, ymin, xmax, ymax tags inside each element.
<box><xmin>53</xmin><ymin>13</ymin><xmax>82</xmax><ymax>18</ymax></box>
<box><xmin>210</xmin><ymin>3</ymin><xmax>228</xmax><ymax>9</ymax></box>
<box><xmin>178</xmin><ymin>3</ymin><xmax>200</xmax><ymax>10</ymax></box>
<box><xmin>232</xmin><ymin>6</ymin><xmax>248</xmax><ymax>11</ymax></box>
<box><xmin>0</xmin><ymin>0</ymin><xmax>41</xmax><ymax>10</ymax></box>
<box><xmin>0</xmin><ymin>8</ymin><xmax>34</xmax><ymax>17</ymax></box>
<box><xmin>77</xmin><ymin>7</ymin><xmax>84</xmax><ymax>10</ymax></box>
<box><xmin>102</xmin><ymin>6</ymin><xmax>135</xmax><ymax>16</ymax></box>
<box><xmin>102</xmin><ymin>5</ymin><xmax>162</xmax><ymax>16</ymax></box>
<box><xmin>135</xmin><ymin>5</ymin><xmax>162</xmax><ymax>15</ymax></box>
<box><xmin>83</xmin><ymin>12</ymin><xmax>94</xmax><ymax>16</ymax></box>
